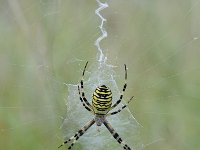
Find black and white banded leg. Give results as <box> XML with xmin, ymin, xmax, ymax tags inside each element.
<box><xmin>103</xmin><ymin>119</ymin><xmax>131</xmax><ymax>150</ymax></box>
<box><xmin>110</xmin><ymin>64</ymin><xmax>128</xmax><ymax>111</ymax></box>
<box><xmin>58</xmin><ymin>119</ymin><xmax>95</xmax><ymax>149</ymax></box>
<box><xmin>78</xmin><ymin>85</ymin><xmax>94</xmax><ymax>114</ymax></box>
<box><xmin>80</xmin><ymin>61</ymin><xmax>93</xmax><ymax>110</ymax></box>
<box><xmin>107</xmin><ymin>96</ymin><xmax>134</xmax><ymax>116</ymax></box>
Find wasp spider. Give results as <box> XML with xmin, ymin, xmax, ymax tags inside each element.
<box><xmin>58</xmin><ymin>62</ymin><xmax>134</xmax><ymax>150</ymax></box>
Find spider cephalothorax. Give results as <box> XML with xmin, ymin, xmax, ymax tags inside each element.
<box><xmin>58</xmin><ymin>62</ymin><xmax>134</xmax><ymax>150</ymax></box>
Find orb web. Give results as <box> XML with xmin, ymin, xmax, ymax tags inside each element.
<box><xmin>60</xmin><ymin>0</ymin><xmax>143</xmax><ymax>149</ymax></box>
<box><xmin>1</xmin><ymin>0</ymin><xmax>200</xmax><ymax>150</ymax></box>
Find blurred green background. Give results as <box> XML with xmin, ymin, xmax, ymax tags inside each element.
<box><xmin>0</xmin><ymin>0</ymin><xmax>200</xmax><ymax>150</ymax></box>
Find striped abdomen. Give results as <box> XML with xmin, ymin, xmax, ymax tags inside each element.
<box><xmin>92</xmin><ymin>85</ymin><xmax>112</xmax><ymax>115</ymax></box>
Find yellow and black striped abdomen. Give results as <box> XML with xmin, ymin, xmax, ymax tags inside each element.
<box><xmin>92</xmin><ymin>85</ymin><xmax>112</xmax><ymax>115</ymax></box>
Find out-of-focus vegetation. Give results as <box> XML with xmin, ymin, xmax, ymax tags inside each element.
<box><xmin>0</xmin><ymin>0</ymin><xmax>200</xmax><ymax>150</ymax></box>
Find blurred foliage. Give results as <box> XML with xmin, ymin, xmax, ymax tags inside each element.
<box><xmin>0</xmin><ymin>0</ymin><xmax>200</xmax><ymax>150</ymax></box>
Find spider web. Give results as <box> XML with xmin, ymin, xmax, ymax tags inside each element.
<box><xmin>0</xmin><ymin>0</ymin><xmax>200</xmax><ymax>150</ymax></box>
<box><xmin>60</xmin><ymin>1</ymin><xmax>143</xmax><ymax>149</ymax></box>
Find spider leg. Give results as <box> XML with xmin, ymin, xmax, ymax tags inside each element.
<box><xmin>80</xmin><ymin>61</ymin><xmax>93</xmax><ymax>110</ymax></box>
<box><xmin>106</xmin><ymin>96</ymin><xmax>134</xmax><ymax>116</ymax></box>
<box><xmin>58</xmin><ymin>119</ymin><xmax>95</xmax><ymax>149</ymax></box>
<box><xmin>78</xmin><ymin>85</ymin><xmax>94</xmax><ymax>114</ymax></box>
<box><xmin>109</xmin><ymin>64</ymin><xmax>127</xmax><ymax>111</ymax></box>
<box><xmin>103</xmin><ymin>119</ymin><xmax>131</xmax><ymax>150</ymax></box>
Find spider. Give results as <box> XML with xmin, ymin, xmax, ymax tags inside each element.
<box><xmin>58</xmin><ymin>62</ymin><xmax>134</xmax><ymax>150</ymax></box>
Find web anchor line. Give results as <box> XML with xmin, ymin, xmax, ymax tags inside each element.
<box><xmin>95</xmin><ymin>0</ymin><xmax>109</xmax><ymax>63</ymax></box>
